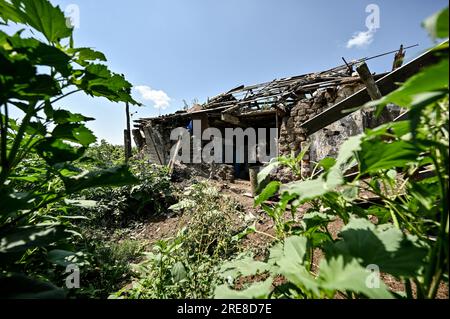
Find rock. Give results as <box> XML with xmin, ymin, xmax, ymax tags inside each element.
<box><xmin>210</xmin><ymin>164</ymin><xmax>235</xmax><ymax>182</ymax></box>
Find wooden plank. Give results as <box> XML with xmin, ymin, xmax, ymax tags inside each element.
<box><xmin>132</xmin><ymin>129</ymin><xmax>145</xmax><ymax>149</ymax></box>
<box><xmin>301</xmin><ymin>47</ymin><xmax>439</xmax><ymax>135</ymax></box>
<box><xmin>221</xmin><ymin>112</ymin><xmax>242</xmax><ymax>125</ymax></box>
<box><xmin>123</xmin><ymin>129</ymin><xmax>132</xmax><ymax>161</ymax></box>
<box><xmin>356</xmin><ymin>62</ymin><xmax>382</xmax><ymax>100</ymax></box>
<box><xmin>142</xmin><ymin>126</ymin><xmax>165</xmax><ymax>165</ymax></box>
<box><xmin>168</xmin><ymin>136</ymin><xmax>182</xmax><ymax>176</ymax></box>
<box><xmin>356</xmin><ymin>62</ymin><xmax>394</xmax><ymax>128</ymax></box>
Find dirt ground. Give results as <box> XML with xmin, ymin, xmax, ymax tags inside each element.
<box><xmin>134</xmin><ymin>177</ymin><xmax>449</xmax><ymax>299</ymax></box>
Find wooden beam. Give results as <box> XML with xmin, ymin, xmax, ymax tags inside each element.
<box><xmin>132</xmin><ymin>129</ymin><xmax>145</xmax><ymax>149</ymax></box>
<box><xmin>124</xmin><ymin>102</ymin><xmax>132</xmax><ymax>162</ymax></box>
<box><xmin>301</xmin><ymin>47</ymin><xmax>439</xmax><ymax>135</ymax></box>
<box><xmin>221</xmin><ymin>112</ymin><xmax>242</xmax><ymax>125</ymax></box>
<box><xmin>356</xmin><ymin>62</ymin><xmax>394</xmax><ymax>128</ymax></box>
<box><xmin>356</xmin><ymin>62</ymin><xmax>382</xmax><ymax>100</ymax></box>
<box><xmin>168</xmin><ymin>136</ymin><xmax>182</xmax><ymax>176</ymax></box>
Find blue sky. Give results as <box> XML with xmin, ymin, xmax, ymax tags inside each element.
<box><xmin>7</xmin><ymin>0</ymin><xmax>450</xmax><ymax>144</ymax></box>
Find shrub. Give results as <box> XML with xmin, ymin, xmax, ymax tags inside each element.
<box><xmin>113</xmin><ymin>182</ymin><xmax>246</xmax><ymax>299</ymax></box>
<box><xmin>74</xmin><ymin>161</ymin><xmax>175</xmax><ymax>227</ymax></box>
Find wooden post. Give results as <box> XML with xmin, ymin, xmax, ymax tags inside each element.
<box><xmin>221</xmin><ymin>112</ymin><xmax>241</xmax><ymax>126</ymax></box>
<box><xmin>356</xmin><ymin>62</ymin><xmax>382</xmax><ymax>100</ymax></box>
<box><xmin>275</xmin><ymin>112</ymin><xmax>279</xmax><ymax>156</ymax></box>
<box><xmin>392</xmin><ymin>45</ymin><xmax>405</xmax><ymax>71</ymax></box>
<box><xmin>124</xmin><ymin>102</ymin><xmax>131</xmax><ymax>163</ymax></box>
<box><xmin>356</xmin><ymin>62</ymin><xmax>393</xmax><ymax>128</ymax></box>
<box><xmin>132</xmin><ymin>129</ymin><xmax>145</xmax><ymax>149</ymax></box>
<box><xmin>124</xmin><ymin>102</ymin><xmax>132</xmax><ymax>162</ymax></box>
<box><xmin>168</xmin><ymin>136</ymin><xmax>182</xmax><ymax>176</ymax></box>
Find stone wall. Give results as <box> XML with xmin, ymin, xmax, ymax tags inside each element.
<box><xmin>276</xmin><ymin>82</ymin><xmax>365</xmax><ymax>180</ymax></box>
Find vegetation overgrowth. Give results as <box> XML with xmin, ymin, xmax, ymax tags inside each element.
<box><xmin>0</xmin><ymin>0</ymin><xmax>448</xmax><ymax>299</ymax></box>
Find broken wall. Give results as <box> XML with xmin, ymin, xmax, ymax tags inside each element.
<box><xmin>137</xmin><ymin>81</ymin><xmax>399</xmax><ymax>183</ymax></box>
<box><xmin>276</xmin><ymin>82</ymin><xmax>365</xmax><ymax>180</ymax></box>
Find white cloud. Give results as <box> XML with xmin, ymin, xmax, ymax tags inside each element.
<box><xmin>346</xmin><ymin>29</ymin><xmax>376</xmax><ymax>49</ymax></box>
<box><xmin>134</xmin><ymin>85</ymin><xmax>171</xmax><ymax>110</ymax></box>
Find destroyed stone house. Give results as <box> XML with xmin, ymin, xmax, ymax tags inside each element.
<box><xmin>133</xmin><ymin>46</ymin><xmax>436</xmax><ymax>182</ymax></box>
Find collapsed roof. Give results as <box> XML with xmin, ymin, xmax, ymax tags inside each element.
<box><xmin>134</xmin><ymin>44</ymin><xmax>423</xmax><ymax>129</ymax></box>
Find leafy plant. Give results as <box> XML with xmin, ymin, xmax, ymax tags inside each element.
<box><xmin>215</xmin><ymin>7</ymin><xmax>449</xmax><ymax>299</ymax></box>
<box><xmin>75</xmin><ymin>160</ymin><xmax>174</xmax><ymax>227</ymax></box>
<box><xmin>0</xmin><ymin>0</ymin><xmax>140</xmax><ymax>298</ymax></box>
<box><xmin>114</xmin><ymin>182</ymin><xmax>246</xmax><ymax>299</ymax></box>
<box><xmin>74</xmin><ymin>238</ymin><xmax>144</xmax><ymax>298</ymax></box>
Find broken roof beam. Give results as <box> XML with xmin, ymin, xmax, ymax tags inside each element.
<box><xmin>355</xmin><ymin>62</ymin><xmax>382</xmax><ymax>100</ymax></box>
<box><xmin>356</xmin><ymin>62</ymin><xmax>394</xmax><ymax>128</ymax></box>
<box><xmin>221</xmin><ymin>112</ymin><xmax>242</xmax><ymax>125</ymax></box>
<box><xmin>301</xmin><ymin>47</ymin><xmax>440</xmax><ymax>135</ymax></box>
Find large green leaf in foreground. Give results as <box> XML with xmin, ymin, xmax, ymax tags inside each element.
<box><xmin>328</xmin><ymin>218</ymin><xmax>428</xmax><ymax>277</ymax></box>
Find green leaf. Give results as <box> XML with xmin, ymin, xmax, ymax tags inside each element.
<box><xmin>53</xmin><ymin>109</ymin><xmax>95</xmax><ymax>124</ymax></box>
<box><xmin>309</xmin><ymin>231</ymin><xmax>333</xmax><ymax>247</ymax></box>
<box><xmin>302</xmin><ymin>211</ymin><xmax>333</xmax><ymax>230</ymax></box>
<box><xmin>78</xmin><ymin>64</ymin><xmax>140</xmax><ymax>105</ymax></box>
<box><xmin>22</xmin><ymin>74</ymin><xmax>61</xmax><ymax>98</ymax></box>
<box><xmin>52</xmin><ymin>123</ymin><xmax>97</xmax><ymax>146</ymax></box>
<box><xmin>318</xmin><ymin>256</ymin><xmax>393</xmax><ymax>299</ymax></box>
<box><xmin>318</xmin><ymin>157</ymin><xmax>336</xmax><ymax>171</ymax></box>
<box><xmin>70</xmin><ymin>47</ymin><xmax>107</xmax><ymax>65</ymax></box>
<box><xmin>35</xmin><ymin>137</ymin><xmax>85</xmax><ymax>165</ymax></box>
<box><xmin>323</xmin><ymin>134</ymin><xmax>364</xmax><ymax>190</ymax></box>
<box><xmin>25</xmin><ymin>120</ymin><xmax>46</xmax><ymax>136</ymax></box>
<box><xmin>231</xmin><ymin>225</ymin><xmax>256</xmax><ymax>242</ymax></box>
<box><xmin>358</xmin><ymin>140</ymin><xmax>418</xmax><ymax>174</ymax></box>
<box><xmin>64</xmin><ymin>199</ymin><xmax>97</xmax><ymax>208</ymax></box>
<box><xmin>63</xmin><ymin>165</ymin><xmax>138</xmax><ymax>194</ymax></box>
<box><xmin>341</xmin><ymin>185</ymin><xmax>359</xmax><ymax>201</ymax></box>
<box><xmin>280</xmin><ymin>177</ymin><xmax>329</xmax><ymax>202</ymax></box>
<box><xmin>0</xmin><ymin>191</ymin><xmax>35</xmax><ymax>217</ymax></box>
<box><xmin>254</xmin><ymin>181</ymin><xmax>280</xmax><ymax>206</ymax></box>
<box><xmin>219</xmin><ymin>255</ymin><xmax>271</xmax><ymax>279</ymax></box>
<box><xmin>334</xmin><ymin>134</ymin><xmax>364</xmax><ymax>168</ymax></box>
<box><xmin>407</xmin><ymin>91</ymin><xmax>448</xmax><ymax>138</ymax></box>
<box><xmin>283</xmin><ymin>235</ymin><xmax>308</xmax><ymax>264</ymax></box>
<box><xmin>171</xmin><ymin>261</ymin><xmax>187</xmax><ymax>283</ymax></box>
<box><xmin>47</xmin><ymin>249</ymin><xmax>77</xmax><ymax>267</ymax></box>
<box><xmin>276</xmin><ymin>236</ymin><xmax>321</xmax><ymax>295</ymax></box>
<box><xmin>6</xmin><ymin>33</ymin><xmax>72</xmax><ymax>76</ymax></box>
<box><xmin>0</xmin><ymin>273</ymin><xmax>66</xmax><ymax>299</ymax></box>
<box><xmin>0</xmin><ymin>224</ymin><xmax>68</xmax><ymax>254</ymax></box>
<box><xmin>423</xmin><ymin>7</ymin><xmax>449</xmax><ymax>39</ymax></box>
<box><xmin>0</xmin><ymin>0</ymin><xmax>23</xmax><ymax>24</ymax></box>
<box><xmin>267</xmin><ymin>242</ymin><xmax>284</xmax><ymax>265</ymax></box>
<box><xmin>368</xmin><ymin>58</ymin><xmax>449</xmax><ymax>109</ymax></box>
<box><xmin>278</xmin><ymin>258</ymin><xmax>320</xmax><ymax>296</ymax></box>
<box><xmin>257</xmin><ymin>158</ymin><xmax>279</xmax><ymax>185</ymax></box>
<box><xmin>11</xmin><ymin>0</ymin><xmax>73</xmax><ymax>43</ymax></box>
<box><xmin>214</xmin><ymin>277</ymin><xmax>273</xmax><ymax>299</ymax></box>
<box><xmin>329</xmin><ymin>218</ymin><xmax>428</xmax><ymax>277</ymax></box>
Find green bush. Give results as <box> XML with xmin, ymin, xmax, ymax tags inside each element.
<box><xmin>74</xmin><ymin>160</ymin><xmax>175</xmax><ymax>227</ymax></box>
<box><xmin>113</xmin><ymin>182</ymin><xmax>246</xmax><ymax>299</ymax></box>
<box><xmin>0</xmin><ymin>0</ymin><xmax>139</xmax><ymax>298</ymax></box>
<box><xmin>73</xmin><ymin>238</ymin><xmax>144</xmax><ymax>298</ymax></box>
